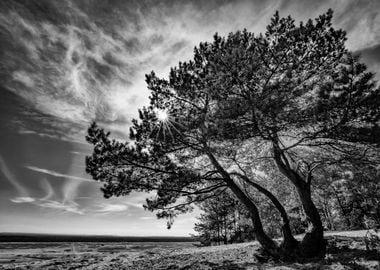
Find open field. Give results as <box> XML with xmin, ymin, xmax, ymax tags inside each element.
<box><xmin>0</xmin><ymin>241</ymin><xmax>196</xmax><ymax>270</ymax></box>
<box><xmin>0</xmin><ymin>231</ymin><xmax>379</xmax><ymax>270</ymax></box>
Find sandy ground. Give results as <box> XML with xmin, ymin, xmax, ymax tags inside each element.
<box><xmin>0</xmin><ymin>231</ymin><xmax>379</xmax><ymax>270</ymax></box>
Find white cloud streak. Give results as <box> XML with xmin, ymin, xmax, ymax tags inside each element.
<box><xmin>0</xmin><ymin>155</ymin><xmax>31</xmax><ymax>198</ymax></box>
<box><xmin>139</xmin><ymin>216</ymin><xmax>155</xmax><ymax>220</ymax></box>
<box><xmin>7</xmin><ymin>174</ymin><xmax>83</xmax><ymax>214</ymax></box>
<box><xmin>40</xmin><ymin>178</ymin><xmax>55</xmax><ymax>201</ymax></box>
<box><xmin>95</xmin><ymin>204</ymin><xmax>129</xmax><ymax>213</ymax></box>
<box><xmin>35</xmin><ymin>200</ymin><xmax>83</xmax><ymax>215</ymax></box>
<box><xmin>10</xmin><ymin>197</ymin><xmax>35</xmax><ymax>203</ymax></box>
<box><xmin>25</xmin><ymin>165</ymin><xmax>94</xmax><ymax>182</ymax></box>
<box><xmin>18</xmin><ymin>129</ymin><xmax>89</xmax><ymax>145</ymax></box>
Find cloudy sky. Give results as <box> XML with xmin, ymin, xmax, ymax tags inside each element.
<box><xmin>0</xmin><ymin>0</ymin><xmax>379</xmax><ymax>236</ymax></box>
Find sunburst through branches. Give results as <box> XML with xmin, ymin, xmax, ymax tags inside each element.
<box><xmin>154</xmin><ymin>108</ymin><xmax>181</xmax><ymax>141</ymax></box>
<box><xmin>156</xmin><ymin>109</ymin><xmax>169</xmax><ymax>122</ymax></box>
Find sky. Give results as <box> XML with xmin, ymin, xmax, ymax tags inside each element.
<box><xmin>0</xmin><ymin>0</ymin><xmax>379</xmax><ymax>236</ymax></box>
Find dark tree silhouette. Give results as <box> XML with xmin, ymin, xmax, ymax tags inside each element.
<box><xmin>86</xmin><ymin>9</ymin><xmax>380</xmax><ymax>259</ymax></box>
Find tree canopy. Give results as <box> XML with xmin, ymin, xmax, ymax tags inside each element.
<box><xmin>86</xmin><ymin>9</ymin><xmax>380</xmax><ymax>259</ymax></box>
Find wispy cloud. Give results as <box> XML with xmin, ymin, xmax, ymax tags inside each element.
<box><xmin>10</xmin><ymin>197</ymin><xmax>35</xmax><ymax>203</ymax></box>
<box><xmin>95</xmin><ymin>204</ymin><xmax>129</xmax><ymax>213</ymax></box>
<box><xmin>11</xmin><ymin>196</ymin><xmax>83</xmax><ymax>215</ymax></box>
<box><xmin>70</xmin><ymin>151</ymin><xmax>88</xmax><ymax>156</ymax></box>
<box><xmin>139</xmin><ymin>216</ymin><xmax>155</xmax><ymax>220</ymax></box>
<box><xmin>0</xmin><ymin>155</ymin><xmax>31</xmax><ymax>199</ymax></box>
<box><xmin>25</xmin><ymin>164</ymin><xmax>98</xmax><ymax>213</ymax></box>
<box><xmin>1</xmin><ymin>0</ymin><xmax>379</xmax><ymax>140</ymax></box>
<box><xmin>25</xmin><ymin>165</ymin><xmax>94</xmax><ymax>182</ymax></box>
<box><xmin>18</xmin><ymin>129</ymin><xmax>89</xmax><ymax>145</ymax></box>
<box><xmin>39</xmin><ymin>178</ymin><xmax>55</xmax><ymax>201</ymax></box>
<box><xmin>35</xmin><ymin>200</ymin><xmax>83</xmax><ymax>215</ymax></box>
<box><xmin>8</xmin><ymin>175</ymin><xmax>83</xmax><ymax>214</ymax></box>
<box><xmin>9</xmin><ymin>194</ymin><xmax>84</xmax><ymax>215</ymax></box>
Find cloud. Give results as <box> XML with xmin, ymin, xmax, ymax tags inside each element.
<box><xmin>1</xmin><ymin>0</ymin><xmax>379</xmax><ymax>142</ymax></box>
<box><xmin>0</xmin><ymin>0</ymin><xmax>276</xmax><ymax>139</ymax></box>
<box><xmin>25</xmin><ymin>165</ymin><xmax>94</xmax><ymax>182</ymax></box>
<box><xmin>35</xmin><ymin>200</ymin><xmax>83</xmax><ymax>215</ymax></box>
<box><xmin>10</xmin><ymin>197</ymin><xmax>35</xmax><ymax>203</ymax></box>
<box><xmin>7</xmin><ymin>175</ymin><xmax>83</xmax><ymax>214</ymax></box>
<box><xmin>1</xmin><ymin>5</ymin><xmax>142</xmax><ymax>130</ymax></box>
<box><xmin>139</xmin><ymin>216</ymin><xmax>155</xmax><ymax>220</ymax></box>
<box><xmin>70</xmin><ymin>151</ymin><xmax>88</xmax><ymax>156</ymax></box>
<box><xmin>39</xmin><ymin>178</ymin><xmax>55</xmax><ymax>201</ymax></box>
<box><xmin>18</xmin><ymin>129</ymin><xmax>89</xmax><ymax>145</ymax></box>
<box><xmin>330</xmin><ymin>1</ymin><xmax>380</xmax><ymax>51</ymax></box>
<box><xmin>10</xmin><ymin>196</ymin><xmax>83</xmax><ymax>214</ymax></box>
<box><xmin>25</xmin><ymin>164</ymin><xmax>98</xmax><ymax>212</ymax></box>
<box><xmin>96</xmin><ymin>204</ymin><xmax>128</xmax><ymax>213</ymax></box>
<box><xmin>355</xmin><ymin>44</ymin><xmax>380</xmax><ymax>80</ymax></box>
<box><xmin>0</xmin><ymin>155</ymin><xmax>81</xmax><ymax>215</ymax></box>
<box><xmin>0</xmin><ymin>155</ymin><xmax>31</xmax><ymax>198</ymax></box>
<box><xmin>122</xmin><ymin>191</ymin><xmax>157</xmax><ymax>209</ymax></box>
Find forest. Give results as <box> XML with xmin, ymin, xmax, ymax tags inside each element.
<box><xmin>85</xmin><ymin>9</ymin><xmax>380</xmax><ymax>260</ymax></box>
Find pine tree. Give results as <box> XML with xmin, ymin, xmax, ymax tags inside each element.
<box><xmin>86</xmin><ymin>9</ymin><xmax>380</xmax><ymax>259</ymax></box>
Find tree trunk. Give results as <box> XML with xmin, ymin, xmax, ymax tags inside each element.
<box><xmin>273</xmin><ymin>145</ymin><xmax>326</xmax><ymax>258</ymax></box>
<box><xmin>237</xmin><ymin>211</ymin><xmax>242</xmax><ymax>242</ymax></box>
<box><xmin>322</xmin><ymin>204</ymin><xmax>331</xmax><ymax>230</ymax></box>
<box><xmin>232</xmin><ymin>172</ymin><xmax>298</xmax><ymax>251</ymax></box>
<box><xmin>206</xmin><ymin>152</ymin><xmax>280</xmax><ymax>257</ymax></box>
<box><xmin>217</xmin><ymin>217</ymin><xmax>221</xmax><ymax>245</ymax></box>
<box><xmin>331</xmin><ymin>186</ymin><xmax>351</xmax><ymax>228</ymax></box>
<box><xmin>233</xmin><ymin>211</ymin><xmax>237</xmax><ymax>243</ymax></box>
<box><xmin>296</xmin><ymin>185</ymin><xmax>326</xmax><ymax>258</ymax></box>
<box><xmin>326</xmin><ymin>203</ymin><xmax>335</xmax><ymax>231</ymax></box>
<box><xmin>322</xmin><ymin>200</ymin><xmax>334</xmax><ymax>231</ymax></box>
<box><xmin>224</xmin><ymin>215</ymin><xmax>228</xmax><ymax>245</ymax></box>
<box><xmin>229</xmin><ymin>178</ymin><xmax>280</xmax><ymax>255</ymax></box>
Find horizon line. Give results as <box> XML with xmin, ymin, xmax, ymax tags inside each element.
<box><xmin>0</xmin><ymin>232</ymin><xmax>193</xmax><ymax>238</ymax></box>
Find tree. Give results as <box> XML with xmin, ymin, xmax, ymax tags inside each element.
<box><xmin>86</xmin><ymin>9</ymin><xmax>380</xmax><ymax>259</ymax></box>
<box><xmin>194</xmin><ymin>191</ymin><xmax>236</xmax><ymax>246</ymax></box>
<box><xmin>194</xmin><ymin>190</ymin><xmax>256</xmax><ymax>246</ymax></box>
<box><xmin>314</xmin><ymin>164</ymin><xmax>380</xmax><ymax>230</ymax></box>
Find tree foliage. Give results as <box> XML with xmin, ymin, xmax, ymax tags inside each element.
<box><xmin>86</xmin><ymin>9</ymin><xmax>380</xmax><ymax>259</ymax></box>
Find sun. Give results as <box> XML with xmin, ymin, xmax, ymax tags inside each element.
<box><xmin>152</xmin><ymin>108</ymin><xmax>182</xmax><ymax>141</ymax></box>
<box><xmin>156</xmin><ymin>109</ymin><xmax>169</xmax><ymax>122</ymax></box>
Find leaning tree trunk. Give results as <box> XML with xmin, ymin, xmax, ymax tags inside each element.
<box><xmin>227</xmin><ymin>177</ymin><xmax>280</xmax><ymax>256</ymax></box>
<box><xmin>207</xmin><ymin>152</ymin><xmax>280</xmax><ymax>257</ymax></box>
<box><xmin>232</xmin><ymin>173</ymin><xmax>298</xmax><ymax>251</ymax></box>
<box><xmin>296</xmin><ymin>184</ymin><xmax>326</xmax><ymax>258</ymax></box>
<box><xmin>273</xmin><ymin>145</ymin><xmax>326</xmax><ymax>258</ymax></box>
